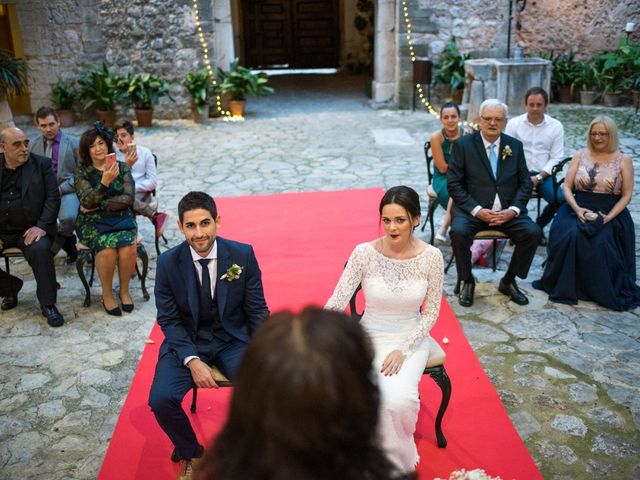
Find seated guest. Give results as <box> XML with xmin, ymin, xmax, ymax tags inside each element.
<box><xmin>534</xmin><ymin>115</ymin><xmax>640</xmax><ymax>310</ymax></box>
<box><xmin>429</xmin><ymin>101</ymin><xmax>471</xmax><ymax>243</ymax></box>
<box><xmin>505</xmin><ymin>87</ymin><xmax>565</xmax><ymax>241</ymax></box>
<box><xmin>113</xmin><ymin>119</ymin><xmax>169</xmax><ymax>236</ymax></box>
<box><xmin>0</xmin><ymin>127</ymin><xmax>64</xmax><ymax>327</ymax></box>
<box><xmin>447</xmin><ymin>99</ymin><xmax>541</xmax><ymax>307</ymax></box>
<box><xmin>148</xmin><ymin>191</ymin><xmax>269</xmax><ymax>480</ymax></box>
<box><xmin>30</xmin><ymin>106</ymin><xmax>81</xmax><ymax>262</ymax></box>
<box><xmin>75</xmin><ymin>123</ymin><xmax>137</xmax><ymax>316</ymax></box>
<box><xmin>195</xmin><ymin>308</ymin><xmax>409</xmax><ymax>480</ymax></box>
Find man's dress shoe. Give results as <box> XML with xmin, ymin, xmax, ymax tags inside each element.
<box><xmin>498</xmin><ymin>278</ymin><xmax>529</xmax><ymax>305</ymax></box>
<box><xmin>41</xmin><ymin>305</ymin><xmax>64</xmax><ymax>327</ymax></box>
<box><xmin>1</xmin><ymin>277</ymin><xmax>23</xmax><ymax>311</ymax></box>
<box><xmin>458</xmin><ymin>280</ymin><xmax>475</xmax><ymax>307</ymax></box>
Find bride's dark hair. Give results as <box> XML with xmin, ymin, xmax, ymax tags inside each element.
<box><xmin>379</xmin><ymin>185</ymin><xmax>421</xmax><ymax>225</ymax></box>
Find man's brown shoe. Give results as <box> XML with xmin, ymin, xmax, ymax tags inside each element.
<box><xmin>177</xmin><ymin>457</ymin><xmax>202</xmax><ymax>480</ymax></box>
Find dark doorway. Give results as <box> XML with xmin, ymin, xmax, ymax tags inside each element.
<box><xmin>243</xmin><ymin>0</ymin><xmax>340</xmax><ymax>69</ymax></box>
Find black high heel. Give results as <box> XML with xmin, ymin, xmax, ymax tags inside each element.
<box><xmin>119</xmin><ymin>294</ymin><xmax>134</xmax><ymax>313</ymax></box>
<box><xmin>102</xmin><ymin>301</ymin><xmax>122</xmax><ymax>316</ymax></box>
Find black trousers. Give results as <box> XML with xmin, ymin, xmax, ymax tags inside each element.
<box><xmin>0</xmin><ymin>233</ymin><xmax>57</xmax><ymax>306</ymax></box>
<box><xmin>450</xmin><ymin>211</ymin><xmax>541</xmax><ymax>282</ymax></box>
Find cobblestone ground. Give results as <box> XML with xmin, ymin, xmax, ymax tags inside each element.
<box><xmin>1</xmin><ymin>74</ymin><xmax>639</xmax><ymax>479</ymax></box>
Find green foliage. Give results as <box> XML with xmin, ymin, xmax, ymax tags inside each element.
<box><xmin>218</xmin><ymin>59</ymin><xmax>274</xmax><ymax>101</ymax></box>
<box><xmin>571</xmin><ymin>60</ymin><xmax>600</xmax><ymax>93</ymax></box>
<box><xmin>0</xmin><ymin>49</ymin><xmax>28</xmax><ymax>98</ymax></box>
<box><xmin>595</xmin><ymin>37</ymin><xmax>640</xmax><ymax>93</ymax></box>
<box><xmin>434</xmin><ymin>38</ymin><xmax>470</xmax><ymax>91</ymax></box>
<box><xmin>51</xmin><ymin>79</ymin><xmax>77</xmax><ymax>110</ymax></box>
<box><xmin>182</xmin><ymin>68</ymin><xmax>215</xmax><ymax>114</ymax></box>
<box><xmin>550</xmin><ymin>51</ymin><xmax>581</xmax><ymax>90</ymax></box>
<box><xmin>127</xmin><ymin>72</ymin><xmax>173</xmax><ymax>110</ymax></box>
<box><xmin>77</xmin><ymin>63</ymin><xmax>128</xmax><ymax>112</ymax></box>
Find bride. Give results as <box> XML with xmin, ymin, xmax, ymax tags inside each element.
<box><xmin>325</xmin><ymin>185</ymin><xmax>444</xmax><ymax>473</ymax></box>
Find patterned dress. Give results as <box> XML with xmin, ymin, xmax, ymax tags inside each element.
<box><xmin>75</xmin><ymin>161</ymin><xmax>137</xmax><ymax>252</ymax></box>
<box><xmin>325</xmin><ymin>242</ymin><xmax>444</xmax><ymax>472</ymax></box>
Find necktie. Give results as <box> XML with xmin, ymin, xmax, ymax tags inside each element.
<box><xmin>198</xmin><ymin>259</ymin><xmax>212</xmax><ymax>303</ymax></box>
<box><xmin>489</xmin><ymin>144</ymin><xmax>498</xmax><ymax>178</ymax></box>
<box><xmin>44</xmin><ymin>140</ymin><xmax>53</xmax><ymax>158</ymax></box>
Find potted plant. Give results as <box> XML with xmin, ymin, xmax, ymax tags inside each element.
<box><xmin>218</xmin><ymin>59</ymin><xmax>274</xmax><ymax>117</ymax></box>
<box><xmin>127</xmin><ymin>72</ymin><xmax>173</xmax><ymax>127</ymax></box>
<box><xmin>551</xmin><ymin>51</ymin><xmax>580</xmax><ymax>103</ymax></box>
<box><xmin>434</xmin><ymin>37</ymin><xmax>470</xmax><ymax>105</ymax></box>
<box><xmin>182</xmin><ymin>68</ymin><xmax>214</xmax><ymax>123</ymax></box>
<box><xmin>51</xmin><ymin>79</ymin><xmax>77</xmax><ymax>127</ymax></box>
<box><xmin>77</xmin><ymin>63</ymin><xmax>127</xmax><ymax>126</ymax></box>
<box><xmin>0</xmin><ymin>49</ymin><xmax>28</xmax><ymax>129</ymax></box>
<box><xmin>571</xmin><ymin>60</ymin><xmax>599</xmax><ymax>105</ymax></box>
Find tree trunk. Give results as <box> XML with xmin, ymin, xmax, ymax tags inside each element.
<box><xmin>0</xmin><ymin>91</ymin><xmax>16</xmax><ymax>130</ymax></box>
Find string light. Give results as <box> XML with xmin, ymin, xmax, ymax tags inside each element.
<box><xmin>192</xmin><ymin>0</ymin><xmax>238</xmax><ymax>120</ymax></box>
<box><xmin>400</xmin><ymin>0</ymin><xmax>476</xmax><ymax>129</ymax></box>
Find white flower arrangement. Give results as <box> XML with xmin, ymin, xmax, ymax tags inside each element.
<box><xmin>435</xmin><ymin>468</ymin><xmax>502</xmax><ymax>480</ymax></box>
<box><xmin>220</xmin><ymin>264</ymin><xmax>243</xmax><ymax>282</ymax></box>
<box><xmin>501</xmin><ymin>145</ymin><xmax>512</xmax><ymax>160</ymax></box>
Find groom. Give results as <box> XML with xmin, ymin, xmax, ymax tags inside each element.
<box><xmin>149</xmin><ymin>191</ymin><xmax>269</xmax><ymax>479</ymax></box>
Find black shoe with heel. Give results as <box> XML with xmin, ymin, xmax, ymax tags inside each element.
<box><xmin>102</xmin><ymin>301</ymin><xmax>122</xmax><ymax>316</ymax></box>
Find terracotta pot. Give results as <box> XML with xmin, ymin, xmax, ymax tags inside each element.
<box><xmin>191</xmin><ymin>105</ymin><xmax>209</xmax><ymax>124</ymax></box>
<box><xmin>57</xmin><ymin>109</ymin><xmax>75</xmax><ymax>127</ymax></box>
<box><xmin>603</xmin><ymin>92</ymin><xmax>621</xmax><ymax>107</ymax></box>
<box><xmin>135</xmin><ymin>108</ymin><xmax>153</xmax><ymax>127</ymax></box>
<box><xmin>579</xmin><ymin>90</ymin><xmax>597</xmax><ymax>105</ymax></box>
<box><xmin>452</xmin><ymin>88</ymin><xmax>464</xmax><ymax>105</ymax></box>
<box><xmin>96</xmin><ymin>109</ymin><xmax>116</xmax><ymax>127</ymax></box>
<box><xmin>229</xmin><ymin>100</ymin><xmax>246</xmax><ymax>117</ymax></box>
<box><xmin>557</xmin><ymin>87</ymin><xmax>573</xmax><ymax>103</ymax></box>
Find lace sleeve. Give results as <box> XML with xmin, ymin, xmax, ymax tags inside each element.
<box><xmin>325</xmin><ymin>244</ymin><xmax>367</xmax><ymax>312</ymax></box>
<box><xmin>75</xmin><ymin>166</ymin><xmax>108</xmax><ymax>210</ymax></box>
<box><xmin>397</xmin><ymin>248</ymin><xmax>444</xmax><ymax>356</ymax></box>
<box><xmin>106</xmin><ymin>163</ymin><xmax>135</xmax><ymax>211</ymax></box>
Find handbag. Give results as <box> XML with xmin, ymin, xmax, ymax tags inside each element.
<box><xmin>95</xmin><ymin>214</ymin><xmax>136</xmax><ymax>234</ymax></box>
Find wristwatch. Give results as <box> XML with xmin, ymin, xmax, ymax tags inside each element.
<box><xmin>535</xmin><ymin>173</ymin><xmax>544</xmax><ymax>182</ymax></box>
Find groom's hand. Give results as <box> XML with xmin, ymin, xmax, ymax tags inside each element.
<box><xmin>187</xmin><ymin>358</ymin><xmax>219</xmax><ymax>388</ymax></box>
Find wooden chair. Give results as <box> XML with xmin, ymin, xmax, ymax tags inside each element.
<box><xmin>349</xmin><ymin>282</ymin><xmax>451</xmax><ymax>448</ymax></box>
<box><xmin>420</xmin><ymin>140</ymin><xmax>441</xmax><ymax>245</ymax></box>
<box><xmin>149</xmin><ymin>154</ymin><xmax>169</xmax><ymax>257</ymax></box>
<box><xmin>2</xmin><ymin>239</ymin><xmax>149</xmax><ymax>308</ymax></box>
<box><xmin>168</xmin><ymin>365</ymin><xmax>232</xmax><ymax>463</ymax></box>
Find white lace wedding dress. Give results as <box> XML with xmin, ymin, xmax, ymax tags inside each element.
<box><xmin>325</xmin><ymin>242</ymin><xmax>444</xmax><ymax>472</ymax></box>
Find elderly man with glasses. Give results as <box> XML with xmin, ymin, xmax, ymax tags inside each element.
<box><xmin>447</xmin><ymin>99</ymin><xmax>541</xmax><ymax>307</ymax></box>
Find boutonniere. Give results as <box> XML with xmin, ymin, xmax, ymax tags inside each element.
<box><xmin>501</xmin><ymin>145</ymin><xmax>512</xmax><ymax>160</ymax></box>
<box><xmin>220</xmin><ymin>264</ymin><xmax>243</xmax><ymax>282</ymax></box>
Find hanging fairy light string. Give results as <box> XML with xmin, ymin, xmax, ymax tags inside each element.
<box><xmin>400</xmin><ymin>0</ymin><xmax>476</xmax><ymax>129</ymax></box>
<box><xmin>192</xmin><ymin>0</ymin><xmax>244</xmax><ymax>121</ymax></box>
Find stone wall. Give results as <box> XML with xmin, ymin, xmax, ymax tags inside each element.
<box><xmin>14</xmin><ymin>0</ymin><xmax>212</xmax><ymax>120</ymax></box>
<box><xmin>396</xmin><ymin>0</ymin><xmax>640</xmax><ymax>108</ymax></box>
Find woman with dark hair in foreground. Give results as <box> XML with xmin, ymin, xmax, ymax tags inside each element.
<box><xmin>195</xmin><ymin>307</ymin><xmax>411</xmax><ymax>480</ymax></box>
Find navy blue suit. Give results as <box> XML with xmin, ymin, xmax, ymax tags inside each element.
<box><xmin>447</xmin><ymin>131</ymin><xmax>541</xmax><ymax>281</ymax></box>
<box><xmin>149</xmin><ymin>236</ymin><xmax>268</xmax><ymax>459</ymax></box>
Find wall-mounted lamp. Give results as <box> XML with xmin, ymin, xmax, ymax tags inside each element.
<box><xmin>625</xmin><ymin>22</ymin><xmax>636</xmax><ymax>40</ymax></box>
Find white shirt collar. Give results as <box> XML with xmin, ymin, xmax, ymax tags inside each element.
<box><xmin>524</xmin><ymin>113</ymin><xmax>548</xmax><ymax>127</ymax></box>
<box><xmin>189</xmin><ymin>239</ymin><xmax>217</xmax><ymax>263</ymax></box>
<box><xmin>480</xmin><ymin>133</ymin><xmax>501</xmax><ymax>150</ymax></box>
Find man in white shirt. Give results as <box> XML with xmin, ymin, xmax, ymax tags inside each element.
<box><xmin>505</xmin><ymin>87</ymin><xmax>565</xmax><ymax>237</ymax></box>
<box><xmin>113</xmin><ymin>119</ymin><xmax>169</xmax><ymax>236</ymax></box>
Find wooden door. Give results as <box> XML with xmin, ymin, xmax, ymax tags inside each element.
<box><xmin>243</xmin><ymin>0</ymin><xmax>339</xmax><ymax>69</ymax></box>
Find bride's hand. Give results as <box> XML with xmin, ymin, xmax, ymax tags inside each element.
<box><xmin>381</xmin><ymin>350</ymin><xmax>405</xmax><ymax>376</ymax></box>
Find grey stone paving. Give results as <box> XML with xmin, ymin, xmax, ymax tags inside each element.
<box><xmin>1</xmin><ymin>74</ymin><xmax>639</xmax><ymax>479</ymax></box>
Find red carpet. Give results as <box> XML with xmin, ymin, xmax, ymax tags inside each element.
<box><xmin>98</xmin><ymin>188</ymin><xmax>541</xmax><ymax>480</ymax></box>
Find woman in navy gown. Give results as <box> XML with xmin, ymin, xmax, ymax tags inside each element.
<box><xmin>534</xmin><ymin>115</ymin><xmax>640</xmax><ymax>311</ymax></box>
